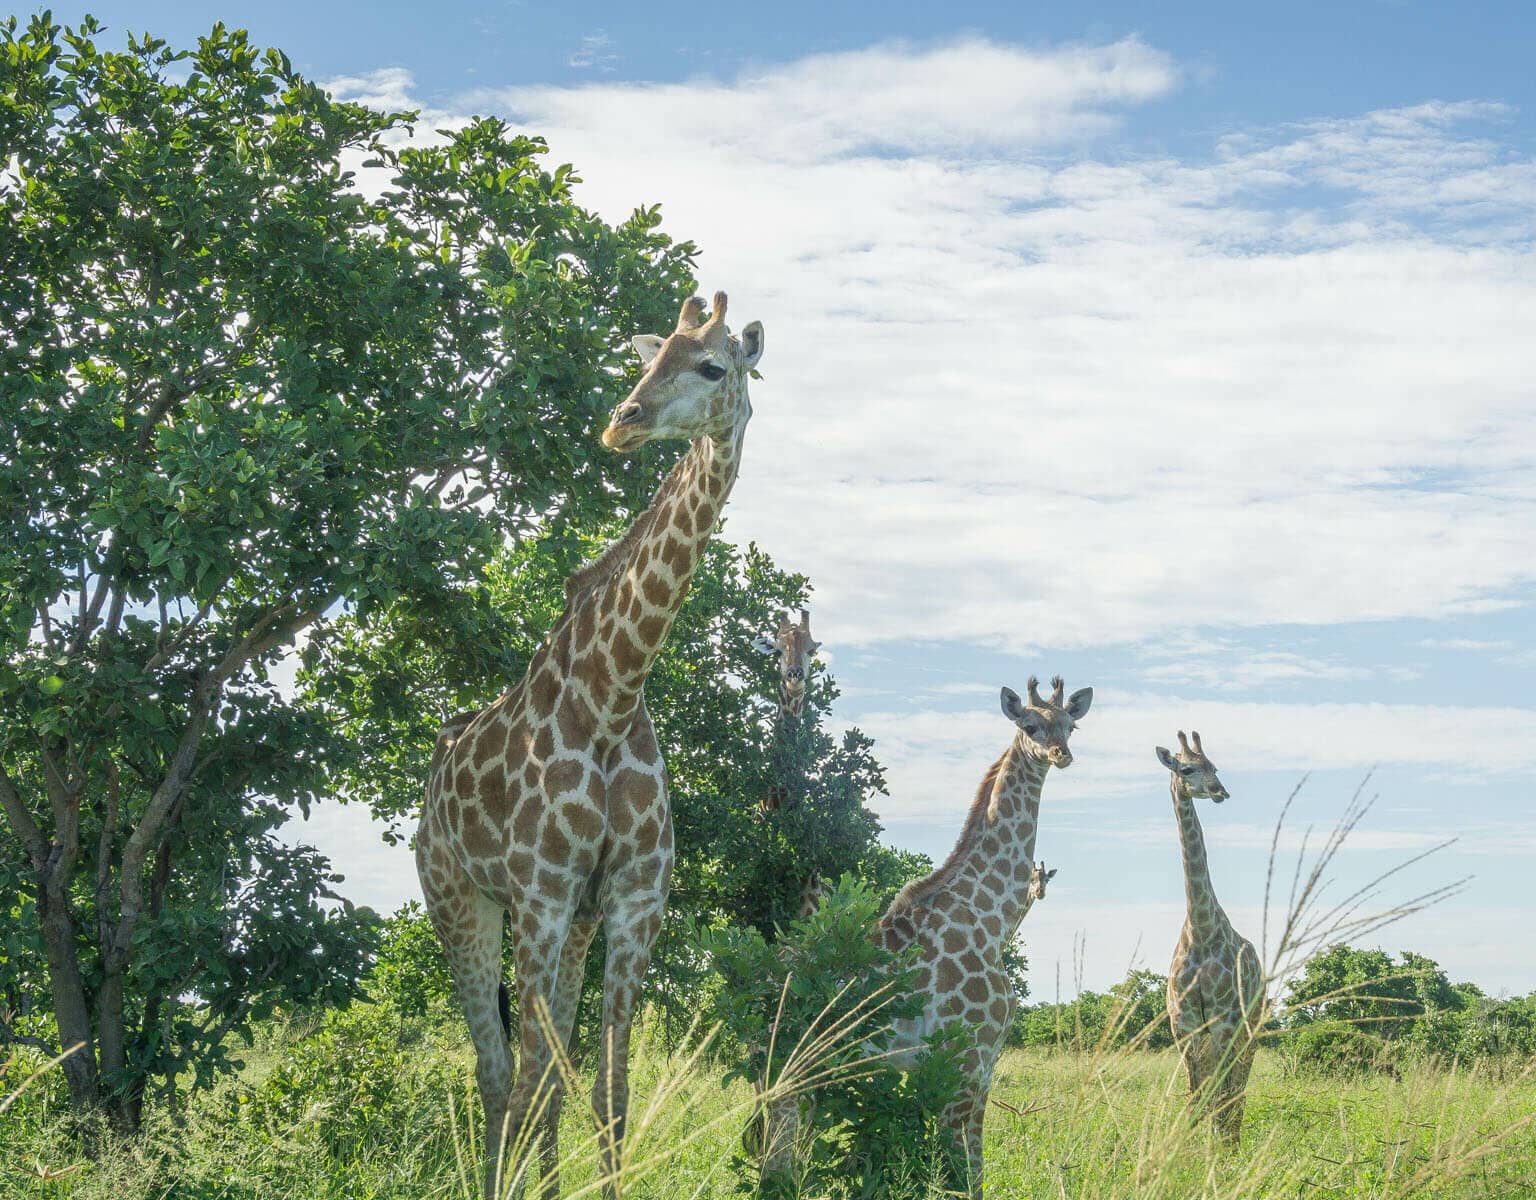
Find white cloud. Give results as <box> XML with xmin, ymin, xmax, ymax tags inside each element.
<box><xmin>409</xmin><ymin>40</ymin><xmax>1536</xmax><ymax>656</ymax></box>
<box><xmin>474</xmin><ymin>37</ymin><xmax>1177</xmax><ymax>164</ymax></box>
<box><xmin>322</xmin><ymin>67</ymin><xmax>419</xmax><ymax>113</ymax></box>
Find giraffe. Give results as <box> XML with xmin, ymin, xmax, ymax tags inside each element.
<box><xmin>1158</xmin><ymin>729</ymin><xmax>1265</xmax><ymax>1141</ymax></box>
<box><xmin>415</xmin><ymin>291</ymin><xmax>764</xmax><ymax>1198</ymax></box>
<box><xmin>753</xmin><ymin>608</ymin><xmax>821</xmax><ymax>815</ymax></box>
<box><xmin>1027</xmin><ymin>860</ymin><xmax>1057</xmax><ymax>903</ymax></box>
<box><xmin>871</xmin><ymin>675</ymin><xmax>1092</xmax><ymax>1198</ymax></box>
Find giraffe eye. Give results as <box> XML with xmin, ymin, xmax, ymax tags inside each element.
<box><xmin>1179</xmin><ymin>765</ymin><xmax>1197</xmax><ymax>776</ymax></box>
<box><xmin>698</xmin><ymin>362</ymin><xmax>727</xmax><ymax>381</ymax></box>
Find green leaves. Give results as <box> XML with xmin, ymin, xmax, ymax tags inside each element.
<box><xmin>0</xmin><ymin>11</ymin><xmax>697</xmax><ymax>1126</ymax></box>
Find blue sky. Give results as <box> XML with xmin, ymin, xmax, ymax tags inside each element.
<box><xmin>64</xmin><ymin>3</ymin><xmax>1536</xmax><ymax>995</ymax></box>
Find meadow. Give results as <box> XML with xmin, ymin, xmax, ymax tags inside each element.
<box><xmin>7</xmin><ymin>1000</ymin><xmax>1535</xmax><ymax>1200</ymax></box>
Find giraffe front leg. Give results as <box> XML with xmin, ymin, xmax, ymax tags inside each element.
<box><xmin>590</xmin><ymin>877</ymin><xmax>668</xmax><ymax>1193</ymax></box>
<box><xmin>416</xmin><ymin>839</ymin><xmax>513</xmax><ymax>1200</ymax></box>
<box><xmin>504</xmin><ymin>899</ymin><xmax>582</xmax><ymax>1200</ymax></box>
<box><xmin>549</xmin><ymin>915</ymin><xmax>600</xmax><ymax>1057</ymax></box>
<box><xmin>941</xmin><ymin>1087</ymin><xmax>987</xmax><ymax>1200</ymax></box>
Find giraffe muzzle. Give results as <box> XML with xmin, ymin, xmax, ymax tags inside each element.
<box><xmin>601</xmin><ymin>405</ymin><xmax>650</xmax><ymax>450</ymax></box>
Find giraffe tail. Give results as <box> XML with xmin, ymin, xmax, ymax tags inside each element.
<box><xmin>497</xmin><ymin>982</ymin><xmax>512</xmax><ymax>1041</ymax></box>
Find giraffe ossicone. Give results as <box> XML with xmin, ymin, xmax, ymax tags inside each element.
<box><xmin>415</xmin><ymin>290</ymin><xmax>763</xmax><ymax>1199</ymax></box>
<box><xmin>1159</xmin><ymin>729</ymin><xmax>1266</xmax><ymax>1142</ymax></box>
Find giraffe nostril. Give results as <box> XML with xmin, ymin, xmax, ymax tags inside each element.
<box><xmin>614</xmin><ymin>402</ymin><xmax>643</xmax><ymax>426</ymax></box>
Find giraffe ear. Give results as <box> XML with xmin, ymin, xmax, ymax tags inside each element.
<box><xmin>750</xmin><ymin>635</ymin><xmax>777</xmax><ymax>656</ymax></box>
<box><xmin>739</xmin><ymin>321</ymin><xmax>764</xmax><ymax>368</ymax></box>
<box><xmin>1065</xmin><ymin>687</ymin><xmax>1093</xmax><ymax>720</ymax></box>
<box><xmin>1000</xmin><ymin>686</ymin><xmax>1026</xmax><ymax>721</ymax></box>
<box><xmin>632</xmin><ymin>334</ymin><xmax>666</xmax><ymax>365</ymax></box>
<box><xmin>1046</xmin><ymin>868</ymin><xmax>1058</xmax><ymax>882</ymax></box>
<box><xmin>1156</xmin><ymin>746</ymin><xmax>1178</xmax><ymax>770</ymax></box>
<box><xmin>808</xmin><ymin>640</ymin><xmax>822</xmax><ymax>655</ymax></box>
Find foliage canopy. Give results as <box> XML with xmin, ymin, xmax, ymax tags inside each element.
<box><xmin>0</xmin><ymin>10</ymin><xmax>693</xmax><ymax>1130</ymax></box>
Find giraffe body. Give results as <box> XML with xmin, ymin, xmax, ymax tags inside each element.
<box><xmin>416</xmin><ymin>293</ymin><xmax>763</xmax><ymax>1197</ymax></box>
<box><xmin>1159</xmin><ymin>730</ymin><xmax>1265</xmax><ymax>1141</ymax></box>
<box><xmin>869</xmin><ymin>677</ymin><xmax>1091</xmax><ymax>1198</ymax></box>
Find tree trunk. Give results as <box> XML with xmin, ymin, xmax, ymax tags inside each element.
<box><xmin>37</xmin><ymin>860</ymin><xmax>102</xmax><ymax>1123</ymax></box>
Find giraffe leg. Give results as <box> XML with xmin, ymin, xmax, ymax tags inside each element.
<box><xmin>505</xmin><ymin>902</ymin><xmax>580</xmax><ymax>1200</ymax></box>
<box><xmin>590</xmin><ymin>880</ymin><xmax>668</xmax><ymax>1192</ymax></box>
<box><xmin>418</xmin><ymin>854</ymin><xmax>512</xmax><ymax>1200</ymax></box>
<box><xmin>548</xmin><ymin>916</ymin><xmax>599</xmax><ymax>1056</ymax></box>
<box><xmin>941</xmin><ymin>1086</ymin><xmax>987</xmax><ymax>1200</ymax></box>
<box><xmin>1214</xmin><ymin>1041</ymin><xmax>1254</xmax><ymax>1142</ymax></box>
<box><xmin>757</xmin><ymin>1087</ymin><xmax>803</xmax><ymax>1182</ymax></box>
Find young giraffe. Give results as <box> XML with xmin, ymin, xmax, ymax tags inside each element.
<box><xmin>1158</xmin><ymin>730</ymin><xmax>1265</xmax><ymax>1141</ymax></box>
<box><xmin>416</xmin><ymin>292</ymin><xmax>764</xmax><ymax>1198</ymax></box>
<box><xmin>1027</xmin><ymin>860</ymin><xmax>1058</xmax><ymax>903</ymax></box>
<box><xmin>876</xmin><ymin>675</ymin><xmax>1091</xmax><ymax>1198</ymax></box>
<box><xmin>753</xmin><ymin>608</ymin><xmax>821</xmax><ymax>815</ymax></box>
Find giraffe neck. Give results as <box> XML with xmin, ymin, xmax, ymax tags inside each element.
<box><xmin>778</xmin><ymin>683</ymin><xmax>805</xmax><ymax>723</ymax></box>
<box><xmin>950</xmin><ymin>733</ymin><xmax>1050</xmax><ymax>946</ymax></box>
<box><xmin>563</xmin><ymin>424</ymin><xmax>744</xmax><ymax>728</ymax></box>
<box><xmin>1171</xmin><ymin>779</ymin><xmax>1230</xmax><ymax>942</ymax></box>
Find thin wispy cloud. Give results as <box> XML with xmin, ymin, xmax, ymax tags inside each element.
<box><xmin>568</xmin><ymin>30</ymin><xmax>618</xmax><ymax>71</ymax></box>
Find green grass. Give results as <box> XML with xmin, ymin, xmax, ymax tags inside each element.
<box><xmin>6</xmin><ymin>1011</ymin><xmax>1535</xmax><ymax>1199</ymax></box>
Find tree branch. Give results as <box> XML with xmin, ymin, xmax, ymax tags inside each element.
<box><xmin>106</xmin><ymin>599</ymin><xmax>328</xmax><ymax>970</ymax></box>
<box><xmin>0</xmin><ymin>763</ymin><xmax>49</xmax><ymax>873</ymax></box>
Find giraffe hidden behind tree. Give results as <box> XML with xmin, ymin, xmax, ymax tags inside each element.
<box><xmin>414</xmin><ymin>291</ymin><xmax>764</xmax><ymax>1199</ymax></box>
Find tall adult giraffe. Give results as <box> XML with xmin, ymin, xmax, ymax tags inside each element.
<box><xmin>756</xmin><ymin>680</ymin><xmax>1088</xmax><ymax>1194</ymax></box>
<box><xmin>1158</xmin><ymin>729</ymin><xmax>1265</xmax><ymax>1141</ymax></box>
<box><xmin>415</xmin><ymin>292</ymin><xmax>764</xmax><ymax>1198</ymax></box>
<box><xmin>875</xmin><ymin>676</ymin><xmax>1091</xmax><ymax>1198</ymax></box>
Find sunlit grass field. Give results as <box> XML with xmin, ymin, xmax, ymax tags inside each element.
<box><xmin>8</xmin><ymin>1010</ymin><xmax>1535</xmax><ymax>1199</ymax></box>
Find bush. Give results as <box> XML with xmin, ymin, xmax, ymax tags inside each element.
<box><xmin>1011</xmin><ymin>969</ymin><xmax>1172</xmax><ymax>1052</ymax></box>
<box><xmin>1282</xmin><ymin>1022</ymin><xmax>1401</xmax><ymax>1076</ymax></box>
<box><xmin>699</xmin><ymin>877</ymin><xmax>966</xmax><ymax>1199</ymax></box>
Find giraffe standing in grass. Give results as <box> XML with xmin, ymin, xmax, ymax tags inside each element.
<box><xmin>1158</xmin><ymin>730</ymin><xmax>1265</xmax><ymax>1141</ymax></box>
<box><xmin>875</xmin><ymin>676</ymin><xmax>1092</xmax><ymax>1198</ymax></box>
<box><xmin>416</xmin><ymin>292</ymin><xmax>763</xmax><ymax>1198</ymax></box>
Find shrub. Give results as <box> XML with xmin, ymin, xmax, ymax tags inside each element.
<box><xmin>1282</xmin><ymin>1022</ymin><xmax>1401</xmax><ymax>1076</ymax></box>
<box><xmin>699</xmin><ymin>877</ymin><xmax>966</xmax><ymax>1199</ymax></box>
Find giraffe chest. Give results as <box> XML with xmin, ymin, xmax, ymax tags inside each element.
<box><xmin>426</xmin><ymin>690</ymin><xmax>669</xmax><ymax>898</ymax></box>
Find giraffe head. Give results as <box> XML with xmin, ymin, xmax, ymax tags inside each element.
<box><xmin>752</xmin><ymin>609</ymin><xmax>821</xmax><ymax>704</ymax></box>
<box><xmin>1027</xmin><ymin>860</ymin><xmax>1058</xmax><ymax>901</ymax></box>
<box><xmin>1000</xmin><ymin>675</ymin><xmax>1091</xmax><ymax>768</ymax></box>
<box><xmin>1156</xmin><ymin>730</ymin><xmax>1229</xmax><ymax>802</ymax></box>
<box><xmin>602</xmin><ymin>291</ymin><xmax>764</xmax><ymax>451</ymax></box>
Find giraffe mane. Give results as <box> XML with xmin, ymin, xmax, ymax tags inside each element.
<box><xmin>562</xmin><ymin>450</ymin><xmax>695</xmax><ymax>607</ymax></box>
<box><xmin>880</xmin><ymin>751</ymin><xmax>1007</xmax><ymax>939</ymax></box>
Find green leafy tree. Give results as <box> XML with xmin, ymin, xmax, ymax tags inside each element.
<box><xmin>0</xmin><ymin>13</ymin><xmax>693</xmax><ymax>1131</ymax></box>
<box><xmin>1283</xmin><ymin>945</ymin><xmax>1459</xmax><ymax>1039</ymax></box>
<box><xmin>1010</xmin><ymin>969</ymin><xmax>1171</xmax><ymax>1050</ymax></box>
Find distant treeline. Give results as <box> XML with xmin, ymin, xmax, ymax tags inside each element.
<box><xmin>1012</xmin><ymin>945</ymin><xmax>1536</xmax><ymax>1069</ymax></box>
